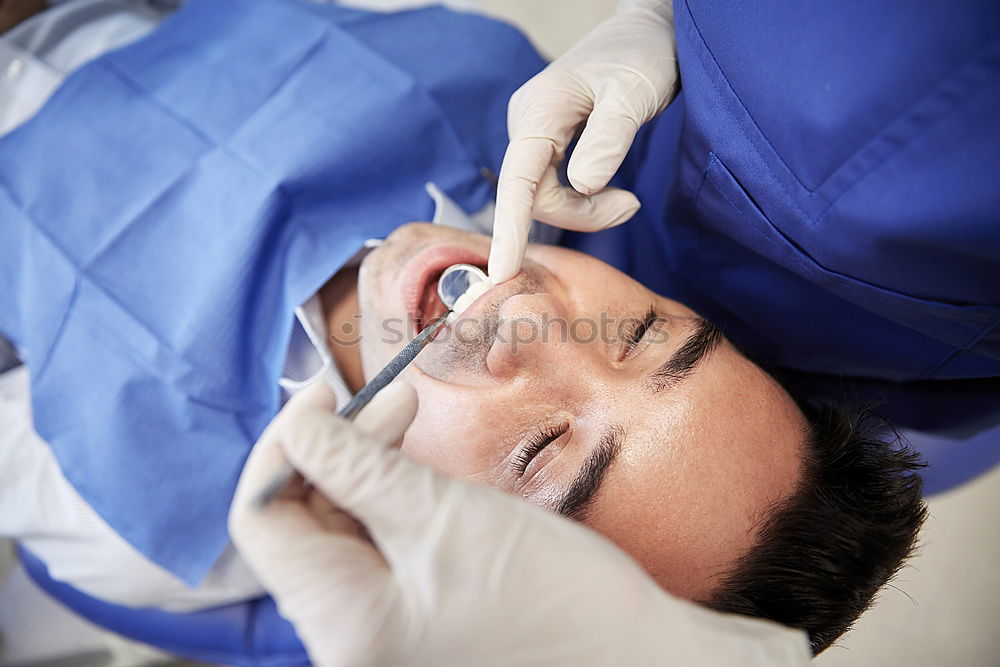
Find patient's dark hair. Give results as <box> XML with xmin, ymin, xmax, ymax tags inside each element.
<box><xmin>703</xmin><ymin>403</ymin><xmax>927</xmax><ymax>654</ymax></box>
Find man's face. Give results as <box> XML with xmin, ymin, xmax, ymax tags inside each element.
<box><xmin>357</xmin><ymin>223</ymin><xmax>806</xmax><ymax>600</ymax></box>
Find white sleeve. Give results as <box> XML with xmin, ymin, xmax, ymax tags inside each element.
<box><xmin>0</xmin><ymin>365</ymin><xmax>266</xmax><ymax>612</ymax></box>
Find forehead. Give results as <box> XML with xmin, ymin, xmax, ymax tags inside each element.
<box><xmin>582</xmin><ymin>339</ymin><xmax>807</xmax><ymax>600</ymax></box>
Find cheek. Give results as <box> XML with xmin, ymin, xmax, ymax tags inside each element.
<box><xmin>399</xmin><ymin>419</ymin><xmax>460</xmax><ymax>473</ymax></box>
<box><xmin>398</xmin><ymin>384</ymin><xmax>508</xmax><ymax>482</ymax></box>
<box><xmin>359</xmin><ymin>312</ymin><xmax>412</xmax><ymax>381</ymax></box>
<box><xmin>358</xmin><ymin>304</ymin><xmax>389</xmax><ymax>376</ymax></box>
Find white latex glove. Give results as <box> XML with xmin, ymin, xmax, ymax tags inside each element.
<box><xmin>489</xmin><ymin>0</ymin><xmax>680</xmax><ymax>283</ymax></box>
<box><xmin>229</xmin><ymin>381</ymin><xmax>811</xmax><ymax>667</ymax></box>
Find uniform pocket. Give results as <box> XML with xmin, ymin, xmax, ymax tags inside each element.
<box><xmin>693</xmin><ymin>153</ymin><xmax>999</xmax><ymax>365</ymax></box>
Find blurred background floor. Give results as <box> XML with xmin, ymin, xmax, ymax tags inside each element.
<box><xmin>2</xmin><ymin>1</ymin><xmax>999</xmax><ymax>665</ymax></box>
<box><xmin>815</xmin><ymin>464</ymin><xmax>1000</xmax><ymax>667</ymax></box>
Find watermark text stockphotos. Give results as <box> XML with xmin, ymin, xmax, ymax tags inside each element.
<box><xmin>329</xmin><ymin>313</ymin><xmax>670</xmax><ymax>352</ymax></box>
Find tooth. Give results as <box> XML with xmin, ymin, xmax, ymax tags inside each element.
<box><xmin>449</xmin><ymin>279</ymin><xmax>492</xmax><ymax>318</ymax></box>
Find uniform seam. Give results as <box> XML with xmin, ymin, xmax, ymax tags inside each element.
<box><xmin>680</xmin><ymin>1</ymin><xmax>813</xmax><ymax>222</ymax></box>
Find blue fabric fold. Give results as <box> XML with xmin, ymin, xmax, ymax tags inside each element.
<box><xmin>0</xmin><ymin>0</ymin><xmax>545</xmax><ymax>584</ymax></box>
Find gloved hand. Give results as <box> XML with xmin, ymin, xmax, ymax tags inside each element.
<box><xmin>489</xmin><ymin>0</ymin><xmax>681</xmax><ymax>283</ymax></box>
<box><xmin>229</xmin><ymin>381</ymin><xmax>811</xmax><ymax>667</ymax></box>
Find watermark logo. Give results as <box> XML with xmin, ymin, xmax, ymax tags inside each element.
<box><xmin>329</xmin><ymin>313</ymin><xmax>670</xmax><ymax>352</ymax></box>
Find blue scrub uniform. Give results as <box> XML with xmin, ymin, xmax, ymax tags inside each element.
<box><xmin>570</xmin><ymin>0</ymin><xmax>1000</xmax><ymax>436</ymax></box>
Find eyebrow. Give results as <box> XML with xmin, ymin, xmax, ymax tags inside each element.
<box><xmin>646</xmin><ymin>318</ymin><xmax>723</xmax><ymax>392</ymax></box>
<box><xmin>557</xmin><ymin>424</ymin><xmax>624</xmax><ymax>521</ymax></box>
<box><xmin>554</xmin><ymin>318</ymin><xmax>723</xmax><ymax>521</ymax></box>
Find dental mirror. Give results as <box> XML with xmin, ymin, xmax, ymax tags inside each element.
<box><xmin>438</xmin><ymin>263</ymin><xmax>489</xmax><ymax>310</ymax></box>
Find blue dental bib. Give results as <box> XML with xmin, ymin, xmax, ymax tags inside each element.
<box><xmin>0</xmin><ymin>0</ymin><xmax>545</xmax><ymax>584</ymax></box>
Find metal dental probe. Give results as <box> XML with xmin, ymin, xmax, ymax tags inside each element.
<box><xmin>251</xmin><ymin>264</ymin><xmax>489</xmax><ymax>510</ymax></box>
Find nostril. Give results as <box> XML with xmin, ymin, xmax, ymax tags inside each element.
<box><xmin>484</xmin><ymin>311</ymin><xmax>549</xmax><ymax>381</ymax></box>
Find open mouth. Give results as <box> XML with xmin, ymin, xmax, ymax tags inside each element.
<box><xmin>403</xmin><ymin>245</ymin><xmax>487</xmax><ymax>333</ymax></box>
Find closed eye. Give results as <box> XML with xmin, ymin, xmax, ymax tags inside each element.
<box><xmin>621</xmin><ymin>305</ymin><xmax>659</xmax><ymax>359</ymax></box>
<box><xmin>512</xmin><ymin>422</ymin><xmax>568</xmax><ymax>476</ymax></box>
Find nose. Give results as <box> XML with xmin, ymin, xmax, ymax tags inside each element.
<box><xmin>486</xmin><ymin>292</ymin><xmax>594</xmax><ymax>381</ymax></box>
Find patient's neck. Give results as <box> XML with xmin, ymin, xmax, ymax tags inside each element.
<box><xmin>318</xmin><ymin>266</ymin><xmax>365</xmax><ymax>394</ymax></box>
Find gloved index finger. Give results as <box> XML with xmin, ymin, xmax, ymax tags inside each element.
<box><xmin>488</xmin><ymin>135</ymin><xmax>556</xmax><ymax>283</ymax></box>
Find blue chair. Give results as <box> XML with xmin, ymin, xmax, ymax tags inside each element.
<box><xmin>902</xmin><ymin>423</ymin><xmax>1000</xmax><ymax>496</ymax></box>
<box><xmin>18</xmin><ymin>547</ymin><xmax>310</xmax><ymax>666</ymax></box>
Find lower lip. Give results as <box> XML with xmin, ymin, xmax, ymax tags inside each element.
<box><xmin>402</xmin><ymin>244</ymin><xmax>487</xmax><ymax>319</ymax></box>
